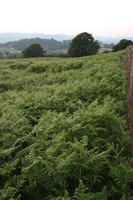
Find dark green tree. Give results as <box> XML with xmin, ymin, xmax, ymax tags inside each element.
<box><xmin>0</xmin><ymin>51</ymin><xmax>3</xmax><ymax>58</ymax></box>
<box><xmin>113</xmin><ymin>39</ymin><xmax>133</xmax><ymax>52</ymax></box>
<box><xmin>68</xmin><ymin>32</ymin><xmax>100</xmax><ymax>57</ymax></box>
<box><xmin>23</xmin><ymin>43</ymin><xmax>45</xmax><ymax>58</ymax></box>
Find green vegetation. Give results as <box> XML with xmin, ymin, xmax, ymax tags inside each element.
<box><xmin>68</xmin><ymin>32</ymin><xmax>100</xmax><ymax>57</ymax></box>
<box><xmin>0</xmin><ymin>51</ymin><xmax>132</xmax><ymax>199</ymax></box>
<box><xmin>22</xmin><ymin>44</ymin><xmax>45</xmax><ymax>58</ymax></box>
<box><xmin>0</xmin><ymin>38</ymin><xmax>71</xmax><ymax>55</ymax></box>
<box><xmin>113</xmin><ymin>39</ymin><xmax>133</xmax><ymax>52</ymax></box>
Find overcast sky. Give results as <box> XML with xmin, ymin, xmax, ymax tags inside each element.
<box><xmin>0</xmin><ymin>0</ymin><xmax>133</xmax><ymax>36</ymax></box>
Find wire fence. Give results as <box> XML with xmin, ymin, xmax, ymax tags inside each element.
<box><xmin>126</xmin><ymin>45</ymin><xmax>133</xmax><ymax>166</ymax></box>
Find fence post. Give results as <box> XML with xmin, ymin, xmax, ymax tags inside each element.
<box><xmin>126</xmin><ymin>45</ymin><xmax>133</xmax><ymax>166</ymax></box>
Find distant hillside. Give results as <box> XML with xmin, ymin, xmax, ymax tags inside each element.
<box><xmin>0</xmin><ymin>33</ymin><xmax>132</xmax><ymax>57</ymax></box>
<box><xmin>0</xmin><ymin>33</ymin><xmax>73</xmax><ymax>43</ymax></box>
<box><xmin>0</xmin><ymin>38</ymin><xmax>71</xmax><ymax>55</ymax></box>
<box><xmin>95</xmin><ymin>36</ymin><xmax>133</xmax><ymax>44</ymax></box>
<box><xmin>0</xmin><ymin>32</ymin><xmax>132</xmax><ymax>44</ymax></box>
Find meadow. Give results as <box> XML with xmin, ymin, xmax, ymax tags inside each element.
<box><xmin>0</xmin><ymin>51</ymin><xmax>133</xmax><ymax>199</ymax></box>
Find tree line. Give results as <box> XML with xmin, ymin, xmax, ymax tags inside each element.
<box><xmin>23</xmin><ymin>32</ymin><xmax>100</xmax><ymax>58</ymax></box>
<box><xmin>23</xmin><ymin>32</ymin><xmax>133</xmax><ymax>58</ymax></box>
<box><xmin>0</xmin><ymin>32</ymin><xmax>133</xmax><ymax>58</ymax></box>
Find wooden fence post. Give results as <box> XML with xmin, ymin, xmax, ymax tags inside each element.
<box><xmin>126</xmin><ymin>45</ymin><xmax>133</xmax><ymax>166</ymax></box>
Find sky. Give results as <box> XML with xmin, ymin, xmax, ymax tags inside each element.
<box><xmin>0</xmin><ymin>0</ymin><xmax>133</xmax><ymax>37</ymax></box>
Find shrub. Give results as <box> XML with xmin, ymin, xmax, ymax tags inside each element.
<box><xmin>23</xmin><ymin>44</ymin><xmax>45</xmax><ymax>58</ymax></box>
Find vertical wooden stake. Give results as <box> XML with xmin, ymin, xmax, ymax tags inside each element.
<box><xmin>126</xmin><ymin>45</ymin><xmax>133</xmax><ymax>167</ymax></box>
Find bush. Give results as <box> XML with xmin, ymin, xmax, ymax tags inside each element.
<box><xmin>23</xmin><ymin>44</ymin><xmax>45</xmax><ymax>58</ymax></box>
<box><xmin>113</xmin><ymin>39</ymin><xmax>133</xmax><ymax>52</ymax></box>
<box><xmin>29</xmin><ymin>63</ymin><xmax>48</xmax><ymax>73</ymax></box>
<box><xmin>10</xmin><ymin>63</ymin><xmax>29</xmax><ymax>70</ymax></box>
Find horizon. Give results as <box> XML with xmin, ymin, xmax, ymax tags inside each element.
<box><xmin>0</xmin><ymin>32</ymin><xmax>132</xmax><ymax>39</ymax></box>
<box><xmin>0</xmin><ymin>0</ymin><xmax>133</xmax><ymax>37</ymax></box>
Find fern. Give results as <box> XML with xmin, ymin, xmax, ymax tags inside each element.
<box><xmin>1</xmin><ymin>51</ymin><xmax>132</xmax><ymax>199</ymax></box>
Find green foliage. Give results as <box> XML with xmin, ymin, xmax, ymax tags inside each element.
<box><xmin>68</xmin><ymin>32</ymin><xmax>100</xmax><ymax>57</ymax></box>
<box><xmin>22</xmin><ymin>44</ymin><xmax>45</xmax><ymax>58</ymax></box>
<box><xmin>0</xmin><ymin>38</ymin><xmax>71</xmax><ymax>55</ymax></box>
<box><xmin>113</xmin><ymin>39</ymin><xmax>133</xmax><ymax>52</ymax></box>
<box><xmin>0</xmin><ymin>50</ymin><xmax>133</xmax><ymax>199</ymax></box>
<box><xmin>10</xmin><ymin>62</ymin><xmax>31</xmax><ymax>70</ymax></box>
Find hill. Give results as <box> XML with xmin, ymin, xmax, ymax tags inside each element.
<box><xmin>0</xmin><ymin>51</ymin><xmax>133</xmax><ymax>199</ymax></box>
<box><xmin>0</xmin><ymin>33</ymin><xmax>73</xmax><ymax>43</ymax></box>
<box><xmin>95</xmin><ymin>36</ymin><xmax>133</xmax><ymax>44</ymax></box>
<box><xmin>0</xmin><ymin>32</ymin><xmax>132</xmax><ymax>44</ymax></box>
<box><xmin>0</xmin><ymin>38</ymin><xmax>71</xmax><ymax>55</ymax></box>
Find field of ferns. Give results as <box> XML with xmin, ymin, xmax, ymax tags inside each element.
<box><xmin>0</xmin><ymin>51</ymin><xmax>133</xmax><ymax>200</ymax></box>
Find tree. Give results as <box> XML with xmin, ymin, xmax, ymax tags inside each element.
<box><xmin>68</xmin><ymin>32</ymin><xmax>100</xmax><ymax>57</ymax></box>
<box><xmin>22</xmin><ymin>43</ymin><xmax>45</xmax><ymax>58</ymax></box>
<box><xmin>113</xmin><ymin>39</ymin><xmax>133</xmax><ymax>52</ymax></box>
<box><xmin>0</xmin><ymin>51</ymin><xmax>3</xmax><ymax>58</ymax></box>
